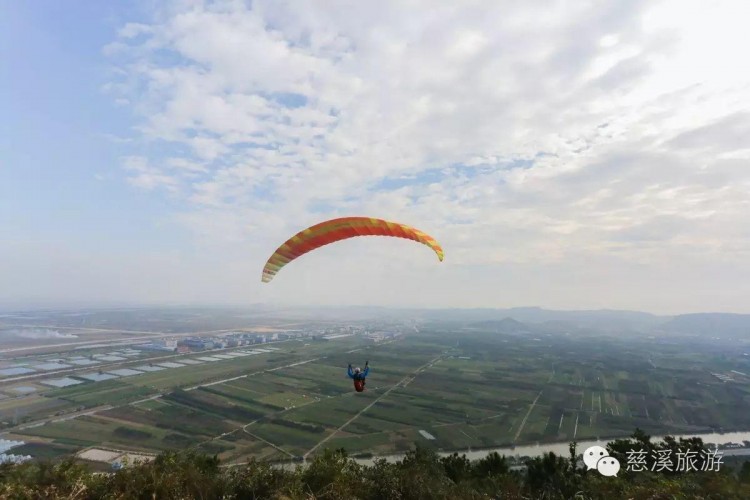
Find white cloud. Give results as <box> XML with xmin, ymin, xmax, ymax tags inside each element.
<box><xmin>104</xmin><ymin>0</ymin><xmax>750</xmax><ymax>312</ymax></box>
<box><xmin>122</xmin><ymin>156</ymin><xmax>180</xmax><ymax>193</ymax></box>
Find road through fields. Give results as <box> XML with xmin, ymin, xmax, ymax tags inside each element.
<box><xmin>302</xmin><ymin>354</ymin><xmax>444</xmax><ymax>459</ymax></box>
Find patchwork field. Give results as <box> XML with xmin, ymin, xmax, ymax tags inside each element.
<box><xmin>5</xmin><ymin>325</ymin><xmax>750</xmax><ymax>464</ymax></box>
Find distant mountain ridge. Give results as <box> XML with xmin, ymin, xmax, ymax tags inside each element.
<box><xmin>410</xmin><ymin>307</ymin><xmax>667</xmax><ymax>333</ymax></box>
<box><xmin>4</xmin><ymin>304</ymin><xmax>750</xmax><ymax>337</ymax></box>
<box><xmin>464</xmin><ymin>310</ymin><xmax>750</xmax><ymax>337</ymax></box>
<box><xmin>659</xmin><ymin>313</ymin><xmax>750</xmax><ymax>336</ymax></box>
<box><xmin>312</xmin><ymin>306</ymin><xmax>750</xmax><ymax>337</ymax></box>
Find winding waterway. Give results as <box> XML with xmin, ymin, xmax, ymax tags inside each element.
<box><xmin>348</xmin><ymin>430</ymin><xmax>750</xmax><ymax>466</ymax></box>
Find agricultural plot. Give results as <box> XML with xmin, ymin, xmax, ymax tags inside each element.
<box><xmin>423</xmin><ymin>425</ymin><xmax>484</xmax><ymax>450</ymax></box>
<box><xmin>250</xmin><ymin>421</ymin><xmax>324</xmax><ymax>454</ymax></box>
<box><xmin>132</xmin><ymin>398</ymin><xmax>167</xmax><ymax>411</ymax></box>
<box><xmin>284</xmin><ymin>397</ymin><xmax>368</xmax><ymax>429</ymax></box>
<box><xmin>559</xmin><ymin>410</ymin><xmax>578</xmax><ymax>439</ymax></box>
<box><xmin>344</xmin><ymin>413</ymin><xmax>411</xmax><ymax>435</ymax></box>
<box><xmin>78</xmin><ymin>373</ymin><xmax>118</xmax><ymax>382</ymax></box>
<box><xmin>0</xmin><ymin>394</ymin><xmax>74</xmax><ymax>422</ymax></box>
<box><xmin>6</xmin><ymin>326</ymin><xmax>750</xmax><ymax>464</ymax></box>
<box><xmin>0</xmin><ymin>367</ymin><xmax>36</xmax><ymax>377</ymax></box>
<box><xmin>107</xmin><ymin>369</ymin><xmax>143</xmax><ymax>377</ymax></box>
<box><xmin>67</xmin><ymin>359</ymin><xmax>100</xmax><ymax>366</ymax></box>
<box><xmin>7</xmin><ymin>385</ymin><xmax>39</xmax><ymax>395</ymax></box>
<box><xmin>216</xmin><ymin>434</ymin><xmax>291</xmax><ymax>462</ymax></box>
<box><xmin>539</xmin><ymin>386</ymin><xmax>584</xmax><ymax>411</ymax></box>
<box><xmin>40</xmin><ymin>377</ymin><xmax>84</xmax><ymax>388</ymax></box>
<box><xmin>259</xmin><ymin>391</ymin><xmax>313</xmax><ymax>409</ymax></box>
<box><xmin>32</xmin><ymin>362</ymin><xmax>72</xmax><ymax>371</ymax></box>
<box><xmin>233</xmin><ymin>373</ymin><xmax>319</xmax><ymax>397</ymax></box>
<box><xmin>19</xmin><ymin>414</ymin><xmax>171</xmax><ymax>451</ymax></box>
<box><xmin>176</xmin><ymin>359</ymin><xmax>203</xmax><ymax>365</ymax></box>
<box><xmin>163</xmin><ymin>389</ymin><xmax>266</xmax><ymax>424</ymax></box>
<box><xmin>203</xmin><ymin>381</ymin><xmax>274</xmax><ymax>403</ymax></box>
<box><xmin>323</xmin><ymin>432</ymin><xmax>394</xmax><ymax>454</ymax></box>
<box><xmin>133</xmin><ymin>365</ymin><xmax>164</xmax><ymax>372</ymax></box>
<box><xmin>49</xmin><ymin>380</ymin><xmax>154</xmax><ymax>408</ymax></box>
<box><xmin>199</xmin><ymin>386</ymin><xmax>284</xmax><ymax>415</ymax></box>
<box><xmin>120</xmin><ymin>355</ymin><xmax>277</xmax><ymax>390</ymax></box>
<box><xmin>102</xmin><ymin>402</ymin><xmax>234</xmax><ymax>441</ymax></box>
<box><xmin>10</xmin><ymin>441</ymin><xmax>77</xmax><ymax>460</ymax></box>
<box><xmin>156</xmin><ymin>362</ymin><xmax>185</xmax><ymax>369</ymax></box>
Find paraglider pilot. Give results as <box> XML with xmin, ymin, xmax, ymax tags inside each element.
<box><xmin>348</xmin><ymin>361</ymin><xmax>369</xmax><ymax>392</ymax></box>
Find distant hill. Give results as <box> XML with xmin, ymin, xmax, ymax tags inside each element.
<box><xmin>660</xmin><ymin>313</ymin><xmax>750</xmax><ymax>337</ymax></box>
<box><xmin>199</xmin><ymin>307</ymin><xmax>750</xmax><ymax>338</ymax></box>
<box><xmin>416</xmin><ymin>307</ymin><xmax>668</xmax><ymax>333</ymax></box>
<box><xmin>7</xmin><ymin>304</ymin><xmax>750</xmax><ymax>338</ymax></box>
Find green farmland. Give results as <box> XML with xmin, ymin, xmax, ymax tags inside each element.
<box><xmin>8</xmin><ymin>326</ymin><xmax>750</xmax><ymax>464</ymax></box>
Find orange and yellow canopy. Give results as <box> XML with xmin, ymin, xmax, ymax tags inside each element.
<box><xmin>261</xmin><ymin>217</ymin><xmax>444</xmax><ymax>283</ymax></box>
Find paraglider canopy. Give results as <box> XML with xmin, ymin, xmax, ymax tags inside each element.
<box><xmin>261</xmin><ymin>216</ymin><xmax>444</xmax><ymax>283</ymax></box>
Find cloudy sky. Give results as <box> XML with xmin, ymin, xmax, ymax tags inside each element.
<box><xmin>2</xmin><ymin>0</ymin><xmax>749</xmax><ymax>314</ymax></box>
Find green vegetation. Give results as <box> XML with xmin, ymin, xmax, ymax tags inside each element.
<box><xmin>0</xmin><ymin>396</ymin><xmax>75</xmax><ymax>428</ymax></box>
<box><xmin>50</xmin><ymin>380</ymin><xmax>154</xmax><ymax>408</ymax></box>
<box><xmin>112</xmin><ymin>426</ymin><xmax>152</xmax><ymax>441</ymax></box>
<box><xmin>9</xmin><ymin>328</ymin><xmax>750</xmax><ymax>463</ymax></box>
<box><xmin>2</xmin><ymin>431</ymin><xmax>750</xmax><ymax>499</ymax></box>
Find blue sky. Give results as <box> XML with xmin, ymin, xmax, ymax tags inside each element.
<box><xmin>2</xmin><ymin>2</ymin><xmax>190</xmax><ymax>255</ymax></box>
<box><xmin>2</xmin><ymin>0</ymin><xmax>750</xmax><ymax>313</ymax></box>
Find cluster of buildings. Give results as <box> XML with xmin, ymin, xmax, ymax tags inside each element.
<box><xmin>133</xmin><ymin>330</ymin><xmax>312</xmax><ymax>354</ymax></box>
<box><xmin>132</xmin><ymin>339</ymin><xmax>178</xmax><ymax>353</ymax></box>
<box><xmin>220</xmin><ymin>331</ymin><xmax>303</xmax><ymax>346</ymax></box>
<box><xmin>132</xmin><ymin>326</ymin><xmax>405</xmax><ymax>353</ymax></box>
<box><xmin>363</xmin><ymin>331</ymin><xmax>403</xmax><ymax>343</ymax></box>
<box><xmin>312</xmin><ymin>327</ymin><xmax>402</xmax><ymax>343</ymax></box>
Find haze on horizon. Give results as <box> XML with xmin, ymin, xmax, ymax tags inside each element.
<box><xmin>2</xmin><ymin>0</ymin><xmax>749</xmax><ymax>315</ymax></box>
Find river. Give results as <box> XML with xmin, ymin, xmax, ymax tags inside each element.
<box><xmin>346</xmin><ymin>430</ymin><xmax>750</xmax><ymax>466</ymax></box>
